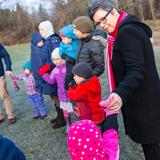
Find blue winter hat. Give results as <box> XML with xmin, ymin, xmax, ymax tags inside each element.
<box><xmin>31</xmin><ymin>32</ymin><xmax>43</xmax><ymax>45</ymax></box>
<box><xmin>23</xmin><ymin>61</ymin><xmax>32</xmax><ymax>71</ymax></box>
<box><xmin>0</xmin><ymin>135</ymin><xmax>26</xmax><ymax>160</ymax></box>
<box><xmin>59</xmin><ymin>24</ymin><xmax>77</xmax><ymax>39</ymax></box>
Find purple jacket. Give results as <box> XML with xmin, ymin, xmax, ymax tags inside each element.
<box><xmin>42</xmin><ymin>63</ymin><xmax>68</xmax><ymax>102</ymax></box>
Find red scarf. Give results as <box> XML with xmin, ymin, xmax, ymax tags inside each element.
<box><xmin>106</xmin><ymin>11</ymin><xmax>127</xmax><ymax>93</ymax></box>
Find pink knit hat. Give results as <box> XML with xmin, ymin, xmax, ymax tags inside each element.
<box><xmin>67</xmin><ymin>120</ymin><xmax>105</xmax><ymax>160</ymax></box>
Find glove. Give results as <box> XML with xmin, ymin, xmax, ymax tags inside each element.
<box><xmin>38</xmin><ymin>64</ymin><xmax>51</xmax><ymax>76</ymax></box>
<box><xmin>12</xmin><ymin>80</ymin><xmax>20</xmax><ymax>91</ymax></box>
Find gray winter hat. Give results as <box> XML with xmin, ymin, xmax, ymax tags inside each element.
<box><xmin>88</xmin><ymin>0</ymin><xmax>118</xmax><ymax>20</ymax></box>
<box><xmin>72</xmin><ymin>62</ymin><xmax>92</xmax><ymax>79</ymax></box>
<box><xmin>72</xmin><ymin>16</ymin><xmax>94</xmax><ymax>33</ymax></box>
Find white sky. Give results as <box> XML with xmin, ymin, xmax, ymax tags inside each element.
<box><xmin>0</xmin><ymin>0</ymin><xmax>53</xmax><ymax>13</ymax></box>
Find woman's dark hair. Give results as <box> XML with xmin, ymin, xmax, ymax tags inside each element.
<box><xmin>88</xmin><ymin>0</ymin><xmax>118</xmax><ymax>20</ymax></box>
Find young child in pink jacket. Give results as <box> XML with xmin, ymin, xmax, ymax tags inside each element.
<box><xmin>68</xmin><ymin>120</ymin><xmax>119</xmax><ymax>160</ymax></box>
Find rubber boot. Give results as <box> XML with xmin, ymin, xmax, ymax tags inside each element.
<box><xmin>52</xmin><ymin>107</ymin><xmax>66</xmax><ymax>129</ymax></box>
<box><xmin>50</xmin><ymin>96</ymin><xmax>60</xmax><ymax>124</ymax></box>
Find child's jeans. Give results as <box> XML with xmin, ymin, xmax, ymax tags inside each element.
<box><xmin>28</xmin><ymin>94</ymin><xmax>47</xmax><ymax>117</ymax></box>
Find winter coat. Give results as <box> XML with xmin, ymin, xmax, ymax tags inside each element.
<box><xmin>40</xmin><ymin>34</ymin><xmax>61</xmax><ymax>95</ymax></box>
<box><xmin>68</xmin><ymin>76</ymin><xmax>105</xmax><ymax>124</ymax></box>
<box><xmin>92</xmin><ymin>28</ymin><xmax>107</xmax><ymax>39</ymax></box>
<box><xmin>0</xmin><ymin>135</ymin><xmax>26</xmax><ymax>160</ymax></box>
<box><xmin>112</xmin><ymin>14</ymin><xmax>160</xmax><ymax>143</ymax></box>
<box><xmin>42</xmin><ymin>63</ymin><xmax>68</xmax><ymax>102</ymax></box>
<box><xmin>0</xmin><ymin>43</ymin><xmax>12</xmax><ymax>77</ymax></box>
<box><xmin>59</xmin><ymin>24</ymin><xmax>79</xmax><ymax>60</ymax></box>
<box><xmin>68</xmin><ymin>120</ymin><xmax>119</xmax><ymax>160</ymax></box>
<box><xmin>76</xmin><ymin>32</ymin><xmax>105</xmax><ymax>77</ymax></box>
<box><xmin>30</xmin><ymin>32</ymin><xmax>45</xmax><ymax>93</ymax></box>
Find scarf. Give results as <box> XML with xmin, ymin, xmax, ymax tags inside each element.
<box><xmin>107</xmin><ymin>11</ymin><xmax>127</xmax><ymax>93</ymax></box>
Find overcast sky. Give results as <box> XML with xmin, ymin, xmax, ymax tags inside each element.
<box><xmin>0</xmin><ymin>0</ymin><xmax>53</xmax><ymax>13</ymax></box>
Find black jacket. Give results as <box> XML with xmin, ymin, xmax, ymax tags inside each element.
<box><xmin>0</xmin><ymin>43</ymin><xmax>12</xmax><ymax>77</ymax></box>
<box><xmin>112</xmin><ymin>14</ymin><xmax>160</xmax><ymax>143</ymax></box>
<box><xmin>76</xmin><ymin>32</ymin><xmax>105</xmax><ymax>77</ymax></box>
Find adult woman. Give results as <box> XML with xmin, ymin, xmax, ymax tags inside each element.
<box><xmin>88</xmin><ymin>0</ymin><xmax>160</xmax><ymax>159</ymax></box>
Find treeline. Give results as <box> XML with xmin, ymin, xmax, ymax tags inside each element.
<box><xmin>0</xmin><ymin>3</ymin><xmax>50</xmax><ymax>45</ymax></box>
<box><xmin>0</xmin><ymin>0</ymin><xmax>160</xmax><ymax>45</ymax></box>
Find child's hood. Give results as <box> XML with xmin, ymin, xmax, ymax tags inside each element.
<box><xmin>59</xmin><ymin>24</ymin><xmax>77</xmax><ymax>39</ymax></box>
<box><xmin>31</xmin><ymin>32</ymin><xmax>43</xmax><ymax>45</ymax></box>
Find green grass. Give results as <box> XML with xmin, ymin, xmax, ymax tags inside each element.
<box><xmin>0</xmin><ymin>43</ymin><xmax>160</xmax><ymax>160</ymax></box>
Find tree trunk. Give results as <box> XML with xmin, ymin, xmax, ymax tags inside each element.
<box><xmin>149</xmin><ymin>0</ymin><xmax>155</xmax><ymax>19</ymax></box>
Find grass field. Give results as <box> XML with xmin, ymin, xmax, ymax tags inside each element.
<box><xmin>0</xmin><ymin>43</ymin><xmax>160</xmax><ymax>160</ymax></box>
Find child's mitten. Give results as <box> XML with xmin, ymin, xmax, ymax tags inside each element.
<box><xmin>38</xmin><ymin>64</ymin><xmax>51</xmax><ymax>76</ymax></box>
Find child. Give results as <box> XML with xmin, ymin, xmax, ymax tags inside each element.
<box><xmin>11</xmin><ymin>61</ymin><xmax>47</xmax><ymax>119</ymax></box>
<box><xmin>59</xmin><ymin>24</ymin><xmax>79</xmax><ymax>89</ymax></box>
<box><xmin>67</xmin><ymin>120</ymin><xmax>119</xmax><ymax>160</ymax></box>
<box><xmin>72</xmin><ymin>16</ymin><xmax>105</xmax><ymax>77</ymax></box>
<box><xmin>39</xmin><ymin>48</ymin><xmax>73</xmax><ymax>132</ymax></box>
<box><xmin>68</xmin><ymin>62</ymin><xmax>105</xmax><ymax>126</ymax></box>
<box><xmin>68</xmin><ymin>62</ymin><xmax>120</xmax><ymax>159</ymax></box>
<box><xmin>30</xmin><ymin>32</ymin><xmax>45</xmax><ymax>94</ymax></box>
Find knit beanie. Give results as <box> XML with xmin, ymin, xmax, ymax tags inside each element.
<box><xmin>51</xmin><ymin>47</ymin><xmax>61</xmax><ymax>59</ymax></box>
<box><xmin>59</xmin><ymin>24</ymin><xmax>77</xmax><ymax>39</ymax></box>
<box><xmin>39</xmin><ymin>20</ymin><xmax>54</xmax><ymax>39</ymax></box>
<box><xmin>72</xmin><ymin>16</ymin><xmax>94</xmax><ymax>33</ymax></box>
<box><xmin>23</xmin><ymin>61</ymin><xmax>32</xmax><ymax>71</ymax></box>
<box><xmin>72</xmin><ymin>62</ymin><xmax>92</xmax><ymax>79</ymax></box>
<box><xmin>0</xmin><ymin>135</ymin><xmax>26</xmax><ymax>160</ymax></box>
<box><xmin>67</xmin><ymin>120</ymin><xmax>105</xmax><ymax>160</ymax></box>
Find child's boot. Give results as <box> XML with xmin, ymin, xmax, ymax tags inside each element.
<box><xmin>103</xmin><ymin>129</ymin><xmax>120</xmax><ymax>160</ymax></box>
<box><xmin>52</xmin><ymin>106</ymin><xmax>65</xmax><ymax>129</ymax></box>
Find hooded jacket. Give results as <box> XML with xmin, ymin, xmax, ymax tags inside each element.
<box><xmin>40</xmin><ymin>34</ymin><xmax>61</xmax><ymax>95</ymax></box>
<box><xmin>0</xmin><ymin>43</ymin><xmax>12</xmax><ymax>77</ymax></box>
<box><xmin>0</xmin><ymin>135</ymin><xmax>26</xmax><ymax>160</ymax></box>
<box><xmin>68</xmin><ymin>76</ymin><xmax>105</xmax><ymax>124</ymax></box>
<box><xmin>59</xmin><ymin>24</ymin><xmax>79</xmax><ymax>89</ymax></box>
<box><xmin>112</xmin><ymin>14</ymin><xmax>160</xmax><ymax>143</ymax></box>
<box><xmin>30</xmin><ymin>32</ymin><xmax>47</xmax><ymax>93</ymax></box>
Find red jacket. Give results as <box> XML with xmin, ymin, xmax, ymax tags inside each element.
<box><xmin>68</xmin><ymin>76</ymin><xmax>105</xmax><ymax>124</ymax></box>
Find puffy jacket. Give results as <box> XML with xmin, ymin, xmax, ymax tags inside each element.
<box><xmin>30</xmin><ymin>32</ymin><xmax>45</xmax><ymax>93</ymax></box>
<box><xmin>38</xmin><ymin>33</ymin><xmax>61</xmax><ymax>95</ymax></box>
<box><xmin>42</xmin><ymin>63</ymin><xmax>68</xmax><ymax>102</ymax></box>
<box><xmin>76</xmin><ymin>32</ymin><xmax>105</xmax><ymax>76</ymax></box>
<box><xmin>0</xmin><ymin>43</ymin><xmax>12</xmax><ymax>77</ymax></box>
<box><xmin>68</xmin><ymin>76</ymin><xmax>105</xmax><ymax>124</ymax></box>
<box><xmin>59</xmin><ymin>24</ymin><xmax>79</xmax><ymax>60</ymax></box>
